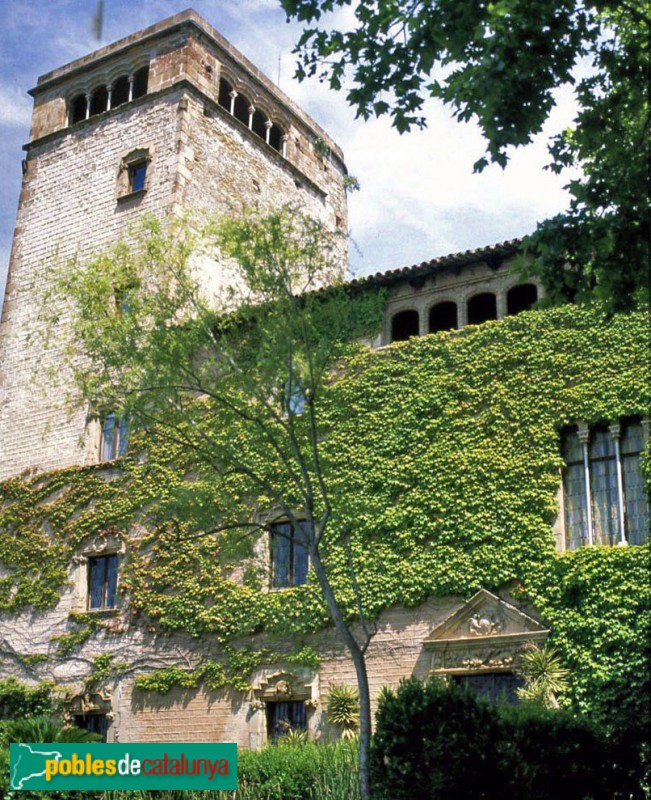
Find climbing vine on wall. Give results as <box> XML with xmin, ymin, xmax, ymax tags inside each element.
<box><xmin>0</xmin><ymin>305</ymin><xmax>648</xmax><ymax>717</ymax></box>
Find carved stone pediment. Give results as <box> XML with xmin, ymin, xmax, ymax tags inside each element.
<box><xmin>424</xmin><ymin>589</ymin><xmax>549</xmax><ymax>675</ymax></box>
<box><xmin>253</xmin><ymin>671</ymin><xmax>310</xmax><ymax>702</ymax></box>
<box><xmin>63</xmin><ymin>687</ymin><xmax>113</xmax><ymax>724</ymax></box>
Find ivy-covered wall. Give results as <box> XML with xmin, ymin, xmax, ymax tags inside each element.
<box><xmin>0</xmin><ymin>305</ymin><xmax>648</xmax><ymax>729</ymax></box>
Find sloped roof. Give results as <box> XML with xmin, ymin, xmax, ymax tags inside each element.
<box><xmin>348</xmin><ymin>238</ymin><xmax>523</xmax><ymax>289</ymax></box>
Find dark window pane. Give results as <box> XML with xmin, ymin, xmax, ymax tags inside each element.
<box><xmin>622</xmin><ymin>421</ymin><xmax>649</xmax><ymax>544</ymax></box>
<box><xmin>132</xmin><ymin>66</ymin><xmax>149</xmax><ymax>99</ymax></box>
<box><xmin>252</xmin><ymin>109</ymin><xmax>267</xmax><ymax>139</ymax></box>
<box><xmin>391</xmin><ymin>310</ymin><xmax>419</xmax><ymax>342</ymax></box>
<box><xmin>429</xmin><ymin>301</ymin><xmax>457</xmax><ymax>333</ymax></box>
<box><xmin>233</xmin><ymin>94</ymin><xmax>249</xmax><ymax>125</ymax></box>
<box><xmin>267</xmin><ymin>701</ymin><xmax>307</xmax><ymax>741</ymax></box>
<box><xmin>218</xmin><ymin>78</ymin><xmax>232</xmax><ymax>110</ymax></box>
<box><xmin>111</xmin><ymin>76</ymin><xmax>130</xmax><ymax>108</ymax></box>
<box><xmin>269</xmin><ymin>124</ymin><xmax>283</xmax><ymax>152</ymax></box>
<box><xmin>101</xmin><ymin>413</ymin><xmax>116</xmax><ymax>460</ymax></box>
<box><xmin>88</xmin><ymin>557</ymin><xmax>107</xmax><ymax>609</ymax></box>
<box><xmin>129</xmin><ymin>163</ymin><xmax>147</xmax><ymax>192</ymax></box>
<box><xmin>75</xmin><ymin>714</ymin><xmax>108</xmax><ymax>742</ymax></box>
<box><xmin>506</xmin><ymin>284</ymin><xmax>538</xmax><ymax>315</ymax></box>
<box><xmin>272</xmin><ymin>524</ymin><xmax>291</xmax><ymax>588</ymax></box>
<box><xmin>70</xmin><ymin>94</ymin><xmax>87</xmax><ymax>124</ymax></box>
<box><xmin>105</xmin><ymin>554</ymin><xmax>119</xmax><ymax>607</ymax></box>
<box><xmin>453</xmin><ymin>673</ymin><xmax>523</xmax><ymax>705</ymax></box>
<box><xmin>467</xmin><ymin>293</ymin><xmax>497</xmax><ymax>325</ymax></box>
<box><xmin>89</xmin><ymin>86</ymin><xmax>108</xmax><ymax>116</ymax></box>
<box><xmin>117</xmin><ymin>415</ymin><xmax>129</xmax><ymax>456</ymax></box>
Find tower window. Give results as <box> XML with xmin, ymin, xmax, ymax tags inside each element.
<box><xmin>89</xmin><ymin>86</ymin><xmax>109</xmax><ymax>117</ymax></box>
<box><xmin>233</xmin><ymin>93</ymin><xmax>249</xmax><ymax>126</ymax></box>
<box><xmin>88</xmin><ymin>554</ymin><xmax>119</xmax><ymax>610</ymax></box>
<box><xmin>111</xmin><ymin>75</ymin><xmax>130</xmax><ymax>108</ymax></box>
<box><xmin>129</xmin><ymin>161</ymin><xmax>147</xmax><ymax>193</ymax></box>
<box><xmin>271</xmin><ymin>521</ymin><xmax>309</xmax><ymax>588</ymax></box>
<box><xmin>132</xmin><ymin>65</ymin><xmax>149</xmax><ymax>99</ymax></box>
<box><xmin>218</xmin><ymin>77</ymin><xmax>233</xmax><ymax>110</ymax></box>
<box><xmin>70</xmin><ymin>94</ymin><xmax>87</xmax><ymax>124</ymax></box>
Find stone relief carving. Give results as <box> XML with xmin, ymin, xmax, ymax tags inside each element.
<box><xmin>469</xmin><ymin>612</ymin><xmax>504</xmax><ymax>636</ymax></box>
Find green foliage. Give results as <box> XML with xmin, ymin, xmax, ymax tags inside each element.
<box><xmin>516</xmin><ymin>643</ymin><xmax>570</xmax><ymax>708</ymax></box>
<box><xmin>282</xmin><ymin>0</ymin><xmax>649</xmax><ymax>312</ymax></box>
<box><xmin>370</xmin><ymin>678</ymin><xmax>623</xmax><ymax>800</ymax></box>
<box><xmin>0</xmin><ymin>678</ymin><xmax>56</xmax><ymax>720</ymax></box>
<box><xmin>236</xmin><ymin>740</ymin><xmax>358</xmax><ymax>800</ymax></box>
<box><xmin>326</xmin><ymin>684</ymin><xmax>360</xmax><ymax>739</ymax></box>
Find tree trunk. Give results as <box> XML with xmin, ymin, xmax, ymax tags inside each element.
<box><xmin>309</xmin><ymin>547</ymin><xmax>372</xmax><ymax>800</ymax></box>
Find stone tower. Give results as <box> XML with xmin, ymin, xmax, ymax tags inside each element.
<box><xmin>0</xmin><ymin>10</ymin><xmax>348</xmax><ymax>480</ymax></box>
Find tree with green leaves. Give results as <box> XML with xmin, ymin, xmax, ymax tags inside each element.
<box><xmin>280</xmin><ymin>0</ymin><xmax>650</xmax><ymax>312</ymax></box>
<box><xmin>50</xmin><ymin>209</ymin><xmax>384</xmax><ymax>800</ymax></box>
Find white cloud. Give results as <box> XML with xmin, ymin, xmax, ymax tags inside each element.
<box><xmin>0</xmin><ymin>86</ymin><xmax>31</xmax><ymax>127</ymax></box>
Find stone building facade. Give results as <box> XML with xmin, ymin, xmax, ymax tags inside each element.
<box><xmin>0</xmin><ymin>11</ymin><xmax>647</xmax><ymax>751</ymax></box>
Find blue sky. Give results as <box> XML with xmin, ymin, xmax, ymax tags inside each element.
<box><xmin>0</xmin><ymin>0</ymin><xmax>578</xmax><ymax>300</ymax></box>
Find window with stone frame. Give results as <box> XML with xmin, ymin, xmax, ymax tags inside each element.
<box><xmin>117</xmin><ymin>148</ymin><xmax>151</xmax><ymax>199</ymax></box>
<box><xmin>270</xmin><ymin>521</ymin><xmax>309</xmax><ymax>588</ymax></box>
<box><xmin>561</xmin><ymin>418</ymin><xmax>648</xmax><ymax>549</ymax></box>
<box><xmin>87</xmin><ymin>553</ymin><xmax>119</xmax><ymax>610</ymax></box>
<box><xmin>100</xmin><ymin>412</ymin><xmax>129</xmax><ymax>461</ymax></box>
<box><xmin>266</xmin><ymin>700</ymin><xmax>307</xmax><ymax>741</ymax></box>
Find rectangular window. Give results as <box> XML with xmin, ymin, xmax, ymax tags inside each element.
<box><xmin>562</xmin><ymin>419</ymin><xmax>648</xmax><ymax>548</ymax></box>
<box><xmin>75</xmin><ymin>714</ymin><xmax>109</xmax><ymax>742</ymax></box>
<box><xmin>271</xmin><ymin>521</ymin><xmax>309</xmax><ymax>588</ymax></box>
<box><xmin>101</xmin><ymin>412</ymin><xmax>129</xmax><ymax>461</ymax></box>
<box><xmin>128</xmin><ymin>161</ymin><xmax>147</xmax><ymax>193</ymax></box>
<box><xmin>88</xmin><ymin>554</ymin><xmax>119</xmax><ymax>610</ymax></box>
<box><xmin>266</xmin><ymin>701</ymin><xmax>307</xmax><ymax>741</ymax></box>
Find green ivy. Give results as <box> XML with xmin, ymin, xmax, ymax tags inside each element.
<box><xmin>0</xmin><ymin>305</ymin><xmax>648</xmax><ymax>717</ymax></box>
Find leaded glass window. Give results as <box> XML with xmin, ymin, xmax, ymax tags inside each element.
<box><xmin>562</xmin><ymin>419</ymin><xmax>648</xmax><ymax>548</ymax></box>
<box><xmin>271</xmin><ymin>521</ymin><xmax>309</xmax><ymax>588</ymax></box>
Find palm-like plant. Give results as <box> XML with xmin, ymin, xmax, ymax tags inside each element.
<box><xmin>0</xmin><ymin>715</ymin><xmax>100</xmax><ymax>745</ymax></box>
<box><xmin>327</xmin><ymin>684</ymin><xmax>360</xmax><ymax>740</ymax></box>
<box><xmin>516</xmin><ymin>644</ymin><xmax>570</xmax><ymax>709</ymax></box>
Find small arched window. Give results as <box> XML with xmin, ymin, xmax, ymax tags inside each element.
<box><xmin>111</xmin><ymin>75</ymin><xmax>130</xmax><ymax>108</ymax></box>
<box><xmin>467</xmin><ymin>293</ymin><xmax>497</xmax><ymax>325</ymax></box>
<box><xmin>269</xmin><ymin>123</ymin><xmax>283</xmax><ymax>152</ymax></box>
<box><xmin>132</xmin><ymin>65</ymin><xmax>149</xmax><ymax>99</ymax></box>
<box><xmin>252</xmin><ymin>109</ymin><xmax>267</xmax><ymax>139</ymax></box>
<box><xmin>89</xmin><ymin>85</ymin><xmax>108</xmax><ymax>117</ymax></box>
<box><xmin>507</xmin><ymin>283</ymin><xmax>538</xmax><ymax>316</ymax></box>
<box><xmin>70</xmin><ymin>93</ymin><xmax>87</xmax><ymax>124</ymax></box>
<box><xmin>391</xmin><ymin>309</ymin><xmax>419</xmax><ymax>342</ymax></box>
<box><xmin>218</xmin><ymin>77</ymin><xmax>233</xmax><ymax>110</ymax></box>
<box><xmin>429</xmin><ymin>301</ymin><xmax>458</xmax><ymax>333</ymax></box>
<box><xmin>233</xmin><ymin>93</ymin><xmax>249</xmax><ymax>125</ymax></box>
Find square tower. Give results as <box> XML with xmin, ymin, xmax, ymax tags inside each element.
<box><xmin>0</xmin><ymin>10</ymin><xmax>348</xmax><ymax>480</ymax></box>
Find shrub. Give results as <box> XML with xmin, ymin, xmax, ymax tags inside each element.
<box><xmin>370</xmin><ymin>678</ymin><xmax>619</xmax><ymax>800</ymax></box>
<box><xmin>0</xmin><ymin>677</ymin><xmax>55</xmax><ymax>719</ymax></box>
